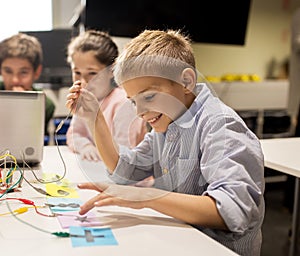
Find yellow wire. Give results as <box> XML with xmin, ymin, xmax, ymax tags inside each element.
<box><xmin>0</xmin><ymin>206</ymin><xmax>28</xmax><ymax>216</ymax></box>
<box><xmin>0</xmin><ymin>153</ymin><xmax>17</xmax><ymax>183</ymax></box>
<box><xmin>0</xmin><ymin>205</ymin><xmax>46</xmax><ymax>217</ymax></box>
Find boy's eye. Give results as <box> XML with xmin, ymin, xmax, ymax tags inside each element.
<box><xmin>131</xmin><ymin>92</ymin><xmax>157</xmax><ymax>107</ymax></box>
<box><xmin>144</xmin><ymin>93</ymin><xmax>156</xmax><ymax>102</ymax></box>
<box><xmin>20</xmin><ymin>70</ymin><xmax>30</xmax><ymax>76</ymax></box>
<box><xmin>2</xmin><ymin>69</ymin><xmax>12</xmax><ymax>74</ymax></box>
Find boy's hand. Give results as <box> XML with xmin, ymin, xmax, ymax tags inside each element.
<box><xmin>77</xmin><ymin>182</ymin><xmax>168</xmax><ymax>215</ymax></box>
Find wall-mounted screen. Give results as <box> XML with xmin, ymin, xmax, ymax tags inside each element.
<box><xmin>83</xmin><ymin>0</ymin><xmax>252</xmax><ymax>46</ymax></box>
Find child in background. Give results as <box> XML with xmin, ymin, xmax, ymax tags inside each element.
<box><xmin>66</xmin><ymin>30</ymin><xmax>147</xmax><ymax>161</ymax></box>
<box><xmin>0</xmin><ymin>33</ymin><xmax>55</xmax><ymax>136</ymax></box>
<box><xmin>66</xmin><ymin>29</ymin><xmax>265</xmax><ymax>255</ymax></box>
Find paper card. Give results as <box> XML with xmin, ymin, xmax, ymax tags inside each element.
<box><xmin>43</xmin><ymin>173</ymin><xmax>78</xmax><ymax>198</ymax></box>
<box><xmin>46</xmin><ymin>197</ymin><xmax>82</xmax><ymax>212</ymax></box>
<box><xmin>42</xmin><ymin>173</ymin><xmax>70</xmax><ymax>186</ymax></box>
<box><xmin>45</xmin><ymin>183</ymin><xmax>78</xmax><ymax>198</ymax></box>
<box><xmin>57</xmin><ymin>211</ymin><xmax>102</xmax><ymax>228</ymax></box>
<box><xmin>69</xmin><ymin>226</ymin><xmax>118</xmax><ymax>247</ymax></box>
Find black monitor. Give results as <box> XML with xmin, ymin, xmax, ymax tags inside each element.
<box><xmin>21</xmin><ymin>29</ymin><xmax>75</xmax><ymax>86</ymax></box>
<box><xmin>82</xmin><ymin>0</ymin><xmax>252</xmax><ymax>46</ymax></box>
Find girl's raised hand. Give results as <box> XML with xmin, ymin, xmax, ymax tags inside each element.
<box><xmin>66</xmin><ymin>80</ymin><xmax>100</xmax><ymax>121</ymax></box>
<box><xmin>66</xmin><ymin>80</ymin><xmax>82</xmax><ymax>113</ymax></box>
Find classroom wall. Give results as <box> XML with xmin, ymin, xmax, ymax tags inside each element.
<box><xmin>192</xmin><ymin>0</ymin><xmax>300</xmax><ymax>79</ymax></box>
<box><xmin>52</xmin><ymin>0</ymin><xmax>300</xmax><ymax>80</ymax></box>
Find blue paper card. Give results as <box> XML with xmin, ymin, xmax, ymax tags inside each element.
<box><xmin>69</xmin><ymin>226</ymin><xmax>118</xmax><ymax>247</ymax></box>
<box><xmin>46</xmin><ymin>197</ymin><xmax>82</xmax><ymax>212</ymax></box>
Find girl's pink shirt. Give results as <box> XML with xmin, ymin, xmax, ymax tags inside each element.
<box><xmin>66</xmin><ymin>86</ymin><xmax>148</xmax><ymax>152</ymax></box>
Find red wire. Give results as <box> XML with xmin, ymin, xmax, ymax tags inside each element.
<box><xmin>0</xmin><ymin>197</ymin><xmax>34</xmax><ymax>205</ymax></box>
<box><xmin>8</xmin><ymin>198</ymin><xmax>34</xmax><ymax>205</ymax></box>
<box><xmin>0</xmin><ymin>197</ymin><xmax>56</xmax><ymax>217</ymax></box>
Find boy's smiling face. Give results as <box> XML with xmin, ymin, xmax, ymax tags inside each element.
<box><xmin>123</xmin><ymin>76</ymin><xmax>194</xmax><ymax>133</ymax></box>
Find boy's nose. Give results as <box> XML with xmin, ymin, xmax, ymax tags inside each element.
<box><xmin>136</xmin><ymin>102</ymin><xmax>148</xmax><ymax>117</ymax></box>
<box><xmin>11</xmin><ymin>74</ymin><xmax>21</xmax><ymax>84</ymax></box>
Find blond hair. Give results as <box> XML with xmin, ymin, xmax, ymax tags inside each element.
<box><xmin>113</xmin><ymin>29</ymin><xmax>196</xmax><ymax>85</ymax></box>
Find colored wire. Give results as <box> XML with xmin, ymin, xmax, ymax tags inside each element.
<box><xmin>0</xmin><ymin>167</ymin><xmax>23</xmax><ymax>199</ymax></box>
<box><xmin>18</xmin><ymin>112</ymin><xmax>71</xmax><ymax>185</ymax></box>
<box><xmin>0</xmin><ymin>116</ymin><xmax>71</xmax><ymax>196</ymax></box>
<box><xmin>2</xmin><ymin>169</ymin><xmax>23</xmax><ymax>194</ymax></box>
<box><xmin>5</xmin><ymin>201</ymin><xmax>105</xmax><ymax>238</ymax></box>
<box><xmin>5</xmin><ymin>201</ymin><xmax>70</xmax><ymax>237</ymax></box>
<box><xmin>55</xmin><ymin>111</ymin><xmax>72</xmax><ymax>133</ymax></box>
<box><xmin>0</xmin><ymin>205</ymin><xmax>44</xmax><ymax>216</ymax></box>
<box><xmin>17</xmin><ymin>142</ymin><xmax>69</xmax><ymax>197</ymax></box>
<box><xmin>20</xmin><ymin>151</ymin><xmax>67</xmax><ymax>185</ymax></box>
<box><xmin>0</xmin><ymin>198</ymin><xmax>56</xmax><ymax>217</ymax></box>
<box><xmin>18</xmin><ymin>168</ymin><xmax>52</xmax><ymax>197</ymax></box>
<box><xmin>0</xmin><ymin>150</ymin><xmax>69</xmax><ymax>198</ymax></box>
<box><xmin>52</xmin><ymin>111</ymin><xmax>72</xmax><ymax>182</ymax></box>
<box><xmin>0</xmin><ymin>206</ymin><xmax>28</xmax><ymax>216</ymax></box>
<box><xmin>0</xmin><ymin>152</ymin><xmax>17</xmax><ymax>183</ymax></box>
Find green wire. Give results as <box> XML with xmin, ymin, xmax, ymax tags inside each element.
<box><xmin>0</xmin><ymin>167</ymin><xmax>23</xmax><ymax>199</ymax></box>
<box><xmin>52</xmin><ymin>232</ymin><xmax>71</xmax><ymax>237</ymax></box>
<box><xmin>5</xmin><ymin>201</ymin><xmax>70</xmax><ymax>238</ymax></box>
<box><xmin>5</xmin><ymin>168</ymin><xmax>13</xmax><ymax>183</ymax></box>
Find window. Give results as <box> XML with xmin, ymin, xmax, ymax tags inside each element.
<box><xmin>0</xmin><ymin>0</ymin><xmax>52</xmax><ymax>41</ymax></box>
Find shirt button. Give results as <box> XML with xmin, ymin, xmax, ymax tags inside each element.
<box><xmin>163</xmin><ymin>168</ymin><xmax>169</xmax><ymax>174</ymax></box>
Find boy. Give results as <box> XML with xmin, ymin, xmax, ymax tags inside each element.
<box><xmin>66</xmin><ymin>29</ymin><xmax>265</xmax><ymax>256</ymax></box>
<box><xmin>0</xmin><ymin>33</ymin><xmax>55</xmax><ymax>136</ymax></box>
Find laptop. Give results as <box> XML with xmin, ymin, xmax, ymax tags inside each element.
<box><xmin>0</xmin><ymin>90</ymin><xmax>45</xmax><ymax>165</ymax></box>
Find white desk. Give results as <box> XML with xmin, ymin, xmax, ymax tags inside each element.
<box><xmin>0</xmin><ymin>146</ymin><xmax>238</xmax><ymax>256</ymax></box>
<box><xmin>211</xmin><ymin>80</ymin><xmax>289</xmax><ymax>138</ymax></box>
<box><xmin>260</xmin><ymin>138</ymin><xmax>300</xmax><ymax>256</ymax></box>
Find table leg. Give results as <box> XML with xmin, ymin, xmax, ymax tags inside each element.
<box><xmin>289</xmin><ymin>177</ymin><xmax>300</xmax><ymax>256</ymax></box>
<box><xmin>255</xmin><ymin>110</ymin><xmax>264</xmax><ymax>139</ymax></box>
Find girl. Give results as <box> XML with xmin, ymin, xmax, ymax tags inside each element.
<box><xmin>66</xmin><ymin>30</ymin><xmax>147</xmax><ymax>161</ymax></box>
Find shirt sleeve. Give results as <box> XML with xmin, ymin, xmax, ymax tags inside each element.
<box><xmin>107</xmin><ymin>132</ymin><xmax>155</xmax><ymax>184</ymax></box>
<box><xmin>201</xmin><ymin>112</ymin><xmax>264</xmax><ymax>233</ymax></box>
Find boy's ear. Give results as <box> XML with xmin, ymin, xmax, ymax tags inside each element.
<box><xmin>34</xmin><ymin>64</ymin><xmax>43</xmax><ymax>80</ymax></box>
<box><xmin>181</xmin><ymin>68</ymin><xmax>196</xmax><ymax>93</ymax></box>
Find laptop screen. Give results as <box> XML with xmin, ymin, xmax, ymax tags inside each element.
<box><xmin>0</xmin><ymin>90</ymin><xmax>45</xmax><ymax>165</ymax></box>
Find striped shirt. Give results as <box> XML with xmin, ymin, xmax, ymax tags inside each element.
<box><xmin>109</xmin><ymin>83</ymin><xmax>265</xmax><ymax>256</ymax></box>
